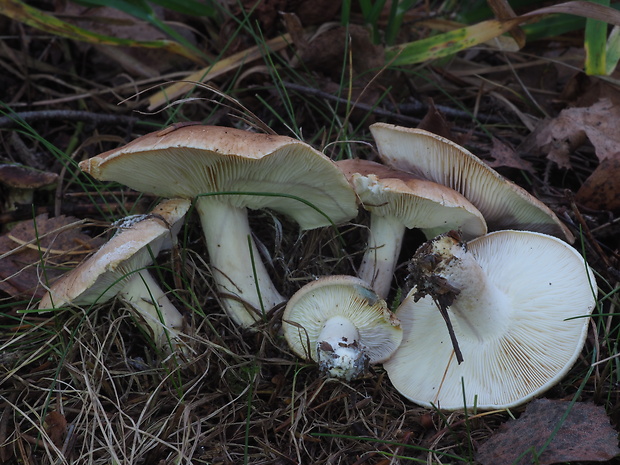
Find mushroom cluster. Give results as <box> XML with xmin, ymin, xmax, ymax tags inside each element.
<box><xmin>40</xmin><ymin>122</ymin><xmax>596</xmax><ymax>411</ymax></box>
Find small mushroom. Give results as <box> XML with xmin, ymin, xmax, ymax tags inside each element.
<box><xmin>282</xmin><ymin>275</ymin><xmax>402</xmax><ymax>381</ymax></box>
<box><xmin>79</xmin><ymin>125</ymin><xmax>358</xmax><ymax>327</ymax></box>
<box><xmin>384</xmin><ymin>230</ymin><xmax>597</xmax><ymax>410</ymax></box>
<box><xmin>39</xmin><ymin>198</ymin><xmax>191</xmax><ymax>352</ymax></box>
<box><xmin>370</xmin><ymin>123</ymin><xmax>574</xmax><ymax>242</ymax></box>
<box><xmin>337</xmin><ymin>158</ymin><xmax>487</xmax><ymax>298</ymax></box>
<box><xmin>0</xmin><ymin>163</ymin><xmax>58</xmax><ymax>212</ymax></box>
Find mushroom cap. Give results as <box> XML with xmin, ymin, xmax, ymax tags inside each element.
<box><xmin>383</xmin><ymin>230</ymin><xmax>596</xmax><ymax>410</ymax></box>
<box><xmin>282</xmin><ymin>275</ymin><xmax>403</xmax><ymax>364</ymax></box>
<box><xmin>370</xmin><ymin>123</ymin><xmax>574</xmax><ymax>242</ymax></box>
<box><xmin>0</xmin><ymin>164</ymin><xmax>58</xmax><ymax>189</ymax></box>
<box><xmin>38</xmin><ymin>198</ymin><xmax>191</xmax><ymax>309</ymax></box>
<box><xmin>79</xmin><ymin>125</ymin><xmax>358</xmax><ymax>230</ymax></box>
<box><xmin>337</xmin><ymin>159</ymin><xmax>487</xmax><ymax>239</ymax></box>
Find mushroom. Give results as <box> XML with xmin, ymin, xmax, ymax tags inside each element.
<box><xmin>383</xmin><ymin>230</ymin><xmax>597</xmax><ymax>410</ymax></box>
<box><xmin>78</xmin><ymin>125</ymin><xmax>358</xmax><ymax>327</ymax></box>
<box><xmin>0</xmin><ymin>163</ymin><xmax>58</xmax><ymax>212</ymax></box>
<box><xmin>337</xmin><ymin>158</ymin><xmax>487</xmax><ymax>298</ymax></box>
<box><xmin>370</xmin><ymin>123</ymin><xmax>574</xmax><ymax>242</ymax></box>
<box><xmin>39</xmin><ymin>198</ymin><xmax>191</xmax><ymax>352</ymax></box>
<box><xmin>282</xmin><ymin>275</ymin><xmax>402</xmax><ymax>381</ymax></box>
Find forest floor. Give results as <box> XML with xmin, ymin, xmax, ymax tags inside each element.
<box><xmin>0</xmin><ymin>1</ymin><xmax>619</xmax><ymax>464</ymax></box>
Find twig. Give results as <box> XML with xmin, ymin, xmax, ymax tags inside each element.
<box><xmin>0</xmin><ymin>110</ymin><xmax>154</xmax><ymax>129</ymax></box>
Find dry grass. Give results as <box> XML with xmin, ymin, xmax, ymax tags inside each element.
<box><xmin>2</xmin><ymin>200</ymin><xmax>617</xmax><ymax>464</ymax></box>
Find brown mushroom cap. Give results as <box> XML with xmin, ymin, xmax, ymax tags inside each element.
<box><xmin>338</xmin><ymin>159</ymin><xmax>487</xmax><ymax>239</ymax></box>
<box><xmin>0</xmin><ymin>164</ymin><xmax>58</xmax><ymax>189</ymax></box>
<box><xmin>370</xmin><ymin>123</ymin><xmax>574</xmax><ymax>242</ymax></box>
<box><xmin>38</xmin><ymin>198</ymin><xmax>190</xmax><ymax>309</ymax></box>
<box><xmin>79</xmin><ymin>125</ymin><xmax>358</xmax><ymax>229</ymax></box>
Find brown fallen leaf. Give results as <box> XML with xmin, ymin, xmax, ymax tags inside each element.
<box><xmin>292</xmin><ymin>0</ymin><xmax>343</xmax><ymax>25</ymax></box>
<box><xmin>576</xmin><ymin>155</ymin><xmax>620</xmax><ymax>212</ymax></box>
<box><xmin>522</xmin><ymin>98</ymin><xmax>620</xmax><ymax>169</ymax></box>
<box><xmin>476</xmin><ymin>398</ymin><xmax>620</xmax><ymax>465</ymax></box>
<box><xmin>417</xmin><ymin>99</ymin><xmax>459</xmax><ymax>143</ymax></box>
<box><xmin>487</xmin><ymin>137</ymin><xmax>534</xmax><ymax>172</ymax></box>
<box><xmin>44</xmin><ymin>411</ymin><xmax>67</xmax><ymax>448</ymax></box>
<box><xmin>56</xmin><ymin>3</ymin><xmax>198</xmax><ymax>76</ymax></box>
<box><xmin>0</xmin><ymin>214</ymin><xmax>104</xmax><ymax>299</ymax></box>
<box><xmin>294</xmin><ymin>24</ymin><xmax>384</xmax><ymax>80</ymax></box>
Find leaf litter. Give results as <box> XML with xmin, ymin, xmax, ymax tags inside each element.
<box><xmin>476</xmin><ymin>399</ymin><xmax>620</xmax><ymax>465</ymax></box>
<box><xmin>1</xmin><ymin>1</ymin><xmax>620</xmax><ymax>464</ymax></box>
<box><xmin>0</xmin><ymin>214</ymin><xmax>104</xmax><ymax>299</ymax></box>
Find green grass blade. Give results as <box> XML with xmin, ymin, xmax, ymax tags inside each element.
<box><xmin>606</xmin><ymin>25</ymin><xmax>620</xmax><ymax>74</ymax></box>
<box><xmin>0</xmin><ymin>0</ymin><xmax>204</xmax><ymax>63</ymax></box>
<box><xmin>386</xmin><ymin>18</ymin><xmax>516</xmax><ymax>66</ymax></box>
<box><xmin>386</xmin><ymin>1</ymin><xmax>620</xmax><ymax>67</ymax></box>
<box><xmin>66</xmin><ymin>0</ymin><xmax>211</xmax><ymax>62</ymax></box>
<box><xmin>584</xmin><ymin>0</ymin><xmax>609</xmax><ymax>75</ymax></box>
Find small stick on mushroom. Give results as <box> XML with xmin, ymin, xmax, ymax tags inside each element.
<box><xmin>337</xmin><ymin>159</ymin><xmax>486</xmax><ymax>299</ymax></box>
<box><xmin>385</xmin><ymin>229</ymin><xmax>597</xmax><ymax>410</ymax></box>
<box><xmin>407</xmin><ymin>230</ymin><xmax>465</xmax><ymax>363</ymax></box>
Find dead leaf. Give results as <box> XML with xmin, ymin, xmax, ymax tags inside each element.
<box><xmin>56</xmin><ymin>3</ymin><xmax>197</xmax><ymax>76</ymax></box>
<box><xmin>487</xmin><ymin>137</ymin><xmax>534</xmax><ymax>172</ymax></box>
<box><xmin>522</xmin><ymin>98</ymin><xmax>620</xmax><ymax>168</ymax></box>
<box><xmin>296</xmin><ymin>24</ymin><xmax>384</xmax><ymax>80</ymax></box>
<box><xmin>0</xmin><ymin>214</ymin><xmax>104</xmax><ymax>299</ymax></box>
<box><xmin>576</xmin><ymin>155</ymin><xmax>620</xmax><ymax>212</ymax></box>
<box><xmin>292</xmin><ymin>0</ymin><xmax>342</xmax><ymax>26</ymax></box>
<box><xmin>44</xmin><ymin>411</ymin><xmax>67</xmax><ymax>448</ymax></box>
<box><xmin>241</xmin><ymin>0</ymin><xmax>287</xmax><ymax>35</ymax></box>
<box><xmin>417</xmin><ymin>99</ymin><xmax>458</xmax><ymax>143</ymax></box>
<box><xmin>476</xmin><ymin>399</ymin><xmax>620</xmax><ymax>465</ymax></box>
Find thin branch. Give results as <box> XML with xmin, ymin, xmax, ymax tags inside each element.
<box><xmin>0</xmin><ymin>110</ymin><xmax>155</xmax><ymax>129</ymax></box>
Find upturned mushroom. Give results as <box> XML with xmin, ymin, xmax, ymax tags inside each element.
<box><xmin>79</xmin><ymin>125</ymin><xmax>358</xmax><ymax>327</ymax></box>
<box><xmin>337</xmin><ymin>158</ymin><xmax>487</xmax><ymax>298</ymax></box>
<box><xmin>282</xmin><ymin>275</ymin><xmax>402</xmax><ymax>381</ymax></box>
<box><xmin>384</xmin><ymin>230</ymin><xmax>597</xmax><ymax>410</ymax></box>
<box><xmin>39</xmin><ymin>198</ymin><xmax>191</xmax><ymax>352</ymax></box>
<box><xmin>370</xmin><ymin>123</ymin><xmax>574</xmax><ymax>242</ymax></box>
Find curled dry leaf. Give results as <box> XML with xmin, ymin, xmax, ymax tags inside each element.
<box><xmin>522</xmin><ymin>98</ymin><xmax>620</xmax><ymax>169</ymax></box>
<box><xmin>576</xmin><ymin>155</ymin><xmax>620</xmax><ymax>212</ymax></box>
<box><xmin>44</xmin><ymin>411</ymin><xmax>67</xmax><ymax>448</ymax></box>
<box><xmin>294</xmin><ymin>24</ymin><xmax>384</xmax><ymax>79</ymax></box>
<box><xmin>0</xmin><ymin>214</ymin><xmax>104</xmax><ymax>299</ymax></box>
<box><xmin>487</xmin><ymin>137</ymin><xmax>534</xmax><ymax>172</ymax></box>
<box><xmin>476</xmin><ymin>398</ymin><xmax>620</xmax><ymax>465</ymax></box>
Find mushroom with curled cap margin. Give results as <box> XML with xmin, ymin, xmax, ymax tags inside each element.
<box><xmin>370</xmin><ymin>123</ymin><xmax>574</xmax><ymax>242</ymax></box>
<box><xmin>79</xmin><ymin>125</ymin><xmax>358</xmax><ymax>328</ymax></box>
<box><xmin>39</xmin><ymin>198</ymin><xmax>191</xmax><ymax>353</ymax></box>
<box><xmin>383</xmin><ymin>230</ymin><xmax>597</xmax><ymax>410</ymax></box>
<box><xmin>282</xmin><ymin>275</ymin><xmax>402</xmax><ymax>381</ymax></box>
<box><xmin>337</xmin><ymin>158</ymin><xmax>487</xmax><ymax>298</ymax></box>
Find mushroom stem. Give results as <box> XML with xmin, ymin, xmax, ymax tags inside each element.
<box><xmin>119</xmin><ymin>269</ymin><xmax>186</xmax><ymax>351</ymax></box>
<box><xmin>411</xmin><ymin>233</ymin><xmax>511</xmax><ymax>343</ymax></box>
<box><xmin>358</xmin><ymin>214</ymin><xmax>406</xmax><ymax>299</ymax></box>
<box><xmin>195</xmin><ymin>197</ymin><xmax>285</xmax><ymax>327</ymax></box>
<box><xmin>316</xmin><ymin>315</ymin><xmax>369</xmax><ymax>381</ymax></box>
